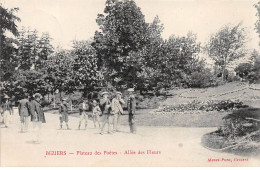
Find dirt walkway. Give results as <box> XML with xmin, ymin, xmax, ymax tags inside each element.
<box><xmin>1</xmin><ymin>108</ymin><xmax>259</xmax><ymax>166</ymax></box>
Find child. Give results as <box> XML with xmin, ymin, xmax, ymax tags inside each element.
<box><xmin>92</xmin><ymin>100</ymin><xmax>102</xmax><ymax>128</ymax></box>
<box><xmin>78</xmin><ymin>98</ymin><xmax>89</xmax><ymax>130</ymax></box>
<box><xmin>59</xmin><ymin>98</ymin><xmax>70</xmax><ymax>130</ymax></box>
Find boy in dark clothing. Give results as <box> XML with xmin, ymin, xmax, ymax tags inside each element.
<box><xmin>59</xmin><ymin>98</ymin><xmax>70</xmax><ymax>130</ymax></box>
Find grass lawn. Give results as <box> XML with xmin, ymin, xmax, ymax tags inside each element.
<box><xmin>119</xmin><ymin>109</ymin><xmax>229</xmax><ymax>127</ymax></box>
<box><xmin>47</xmin><ymin>108</ymin><xmax>229</xmax><ymax>127</ymax></box>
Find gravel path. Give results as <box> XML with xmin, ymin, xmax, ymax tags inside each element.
<box><xmin>1</xmin><ymin>109</ymin><xmax>259</xmax><ymax>166</ymax></box>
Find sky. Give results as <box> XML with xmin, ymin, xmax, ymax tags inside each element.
<box><xmin>1</xmin><ymin>0</ymin><xmax>260</xmax><ymax>51</ymax></box>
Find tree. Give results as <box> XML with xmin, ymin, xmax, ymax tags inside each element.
<box><xmin>255</xmin><ymin>1</ymin><xmax>260</xmax><ymax>43</ymax></box>
<box><xmin>204</xmin><ymin>23</ymin><xmax>247</xmax><ymax>81</ymax></box>
<box><xmin>71</xmin><ymin>40</ymin><xmax>101</xmax><ymax>95</ymax></box>
<box><xmin>248</xmin><ymin>50</ymin><xmax>260</xmax><ymax>83</ymax></box>
<box><xmin>234</xmin><ymin>63</ymin><xmax>253</xmax><ymax>79</ymax></box>
<box><xmin>43</xmin><ymin>49</ymin><xmax>75</xmax><ymax>95</ymax></box>
<box><xmin>159</xmin><ymin>33</ymin><xmax>201</xmax><ymax>87</ymax></box>
<box><xmin>36</xmin><ymin>32</ymin><xmax>54</xmax><ymax>69</ymax></box>
<box><xmin>0</xmin><ymin>5</ymin><xmax>20</xmax><ymax>81</ymax></box>
<box><xmin>92</xmin><ymin>0</ymin><xmax>149</xmax><ymax>88</ymax></box>
<box><xmin>17</xmin><ymin>27</ymin><xmax>39</xmax><ymax>70</ymax></box>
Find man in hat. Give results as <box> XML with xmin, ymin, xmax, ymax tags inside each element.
<box><xmin>78</xmin><ymin>98</ymin><xmax>89</xmax><ymax>130</ymax></box>
<box><xmin>30</xmin><ymin>93</ymin><xmax>46</xmax><ymax>143</ymax></box>
<box><xmin>18</xmin><ymin>93</ymin><xmax>30</xmax><ymax>132</ymax></box>
<box><xmin>127</xmin><ymin>88</ymin><xmax>136</xmax><ymax>133</ymax></box>
<box><xmin>1</xmin><ymin>95</ymin><xmax>13</xmax><ymax>128</ymax></box>
<box><xmin>59</xmin><ymin>98</ymin><xmax>70</xmax><ymax>130</ymax></box>
<box><xmin>100</xmin><ymin>91</ymin><xmax>112</xmax><ymax>135</ymax></box>
<box><xmin>111</xmin><ymin>91</ymin><xmax>125</xmax><ymax>133</ymax></box>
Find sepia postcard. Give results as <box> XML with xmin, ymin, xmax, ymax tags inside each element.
<box><xmin>0</xmin><ymin>0</ymin><xmax>260</xmax><ymax>167</ymax></box>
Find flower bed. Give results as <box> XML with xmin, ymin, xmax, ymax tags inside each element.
<box><xmin>201</xmin><ymin>107</ymin><xmax>260</xmax><ymax>156</ymax></box>
<box><xmin>154</xmin><ymin>99</ymin><xmax>248</xmax><ymax>113</ymax></box>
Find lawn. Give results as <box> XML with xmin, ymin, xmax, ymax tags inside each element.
<box><xmin>46</xmin><ymin>82</ymin><xmax>259</xmax><ymax>128</ymax></box>
<box><xmin>47</xmin><ymin>109</ymin><xmax>229</xmax><ymax>127</ymax></box>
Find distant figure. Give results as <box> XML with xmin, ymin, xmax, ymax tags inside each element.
<box><xmin>127</xmin><ymin>88</ymin><xmax>136</xmax><ymax>134</ymax></box>
<box><xmin>18</xmin><ymin>93</ymin><xmax>30</xmax><ymax>132</ymax></box>
<box><xmin>100</xmin><ymin>91</ymin><xmax>112</xmax><ymax>135</ymax></box>
<box><xmin>30</xmin><ymin>93</ymin><xmax>46</xmax><ymax>143</ymax></box>
<box><xmin>92</xmin><ymin>100</ymin><xmax>102</xmax><ymax>128</ymax></box>
<box><xmin>78</xmin><ymin>98</ymin><xmax>89</xmax><ymax>130</ymax></box>
<box><xmin>59</xmin><ymin>98</ymin><xmax>70</xmax><ymax>130</ymax></box>
<box><xmin>111</xmin><ymin>91</ymin><xmax>125</xmax><ymax>133</ymax></box>
<box><xmin>1</xmin><ymin>95</ymin><xmax>13</xmax><ymax>128</ymax></box>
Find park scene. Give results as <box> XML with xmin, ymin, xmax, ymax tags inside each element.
<box><xmin>0</xmin><ymin>0</ymin><xmax>260</xmax><ymax>167</ymax></box>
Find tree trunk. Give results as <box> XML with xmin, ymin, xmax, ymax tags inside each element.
<box><xmin>70</xmin><ymin>94</ymin><xmax>73</xmax><ymax>111</ymax></box>
<box><xmin>222</xmin><ymin>66</ymin><xmax>225</xmax><ymax>81</ymax></box>
<box><xmin>222</xmin><ymin>57</ymin><xmax>227</xmax><ymax>82</ymax></box>
<box><xmin>53</xmin><ymin>92</ymin><xmax>56</xmax><ymax>108</ymax></box>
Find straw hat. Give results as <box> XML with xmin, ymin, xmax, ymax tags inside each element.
<box><xmin>61</xmin><ymin>98</ymin><xmax>67</xmax><ymax>101</ymax></box>
<box><xmin>115</xmin><ymin>91</ymin><xmax>122</xmax><ymax>95</ymax></box>
<box><xmin>3</xmin><ymin>94</ymin><xmax>10</xmax><ymax>99</ymax></box>
<box><xmin>92</xmin><ymin>100</ymin><xmax>97</xmax><ymax>104</ymax></box>
<box><xmin>34</xmin><ymin>93</ymin><xmax>43</xmax><ymax>99</ymax></box>
<box><xmin>127</xmin><ymin>88</ymin><xmax>134</xmax><ymax>92</ymax></box>
<box><xmin>100</xmin><ymin>91</ymin><xmax>109</xmax><ymax>96</ymax></box>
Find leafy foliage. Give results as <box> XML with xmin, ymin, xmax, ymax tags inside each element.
<box><xmin>0</xmin><ymin>6</ymin><xmax>20</xmax><ymax>81</ymax></box>
<box><xmin>204</xmin><ymin>23</ymin><xmax>247</xmax><ymax>81</ymax></box>
<box><xmin>189</xmin><ymin>70</ymin><xmax>212</xmax><ymax>88</ymax></box>
<box><xmin>255</xmin><ymin>1</ymin><xmax>260</xmax><ymax>44</ymax></box>
<box><xmin>71</xmin><ymin>40</ymin><xmax>101</xmax><ymax>94</ymax></box>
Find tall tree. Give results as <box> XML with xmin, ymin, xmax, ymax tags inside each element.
<box><xmin>204</xmin><ymin>23</ymin><xmax>247</xmax><ymax>81</ymax></box>
<box><xmin>92</xmin><ymin>0</ymin><xmax>149</xmax><ymax>88</ymax></box>
<box><xmin>43</xmin><ymin>49</ymin><xmax>75</xmax><ymax>95</ymax></box>
<box><xmin>71</xmin><ymin>40</ymin><xmax>100</xmax><ymax>94</ymax></box>
<box><xmin>0</xmin><ymin>5</ymin><xmax>20</xmax><ymax>81</ymax></box>
<box><xmin>17</xmin><ymin>27</ymin><xmax>39</xmax><ymax>70</ymax></box>
<box><xmin>255</xmin><ymin>1</ymin><xmax>260</xmax><ymax>43</ymax></box>
<box><xmin>36</xmin><ymin>32</ymin><xmax>54</xmax><ymax>69</ymax></box>
<box><xmin>159</xmin><ymin>33</ymin><xmax>200</xmax><ymax>86</ymax></box>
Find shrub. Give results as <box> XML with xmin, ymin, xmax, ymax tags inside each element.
<box><xmin>189</xmin><ymin>70</ymin><xmax>212</xmax><ymax>88</ymax></box>
<box><xmin>222</xmin><ymin>107</ymin><xmax>260</xmax><ymax>137</ymax></box>
<box><xmin>234</xmin><ymin>63</ymin><xmax>253</xmax><ymax>80</ymax></box>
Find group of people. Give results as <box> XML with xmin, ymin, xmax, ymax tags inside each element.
<box><xmin>58</xmin><ymin>88</ymin><xmax>137</xmax><ymax>135</ymax></box>
<box><xmin>0</xmin><ymin>93</ymin><xmax>45</xmax><ymax>143</ymax></box>
<box><xmin>0</xmin><ymin>88</ymin><xmax>137</xmax><ymax>143</ymax></box>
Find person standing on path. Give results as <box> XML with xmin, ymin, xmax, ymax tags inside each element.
<box><xmin>111</xmin><ymin>91</ymin><xmax>125</xmax><ymax>133</ymax></box>
<box><xmin>18</xmin><ymin>93</ymin><xmax>30</xmax><ymax>132</ymax></box>
<box><xmin>59</xmin><ymin>98</ymin><xmax>71</xmax><ymax>130</ymax></box>
<box><xmin>30</xmin><ymin>93</ymin><xmax>46</xmax><ymax>143</ymax></box>
<box><xmin>1</xmin><ymin>95</ymin><xmax>13</xmax><ymax>128</ymax></box>
<box><xmin>127</xmin><ymin>88</ymin><xmax>137</xmax><ymax>134</ymax></box>
<box><xmin>100</xmin><ymin>91</ymin><xmax>112</xmax><ymax>135</ymax></box>
<box><xmin>92</xmin><ymin>100</ymin><xmax>102</xmax><ymax>128</ymax></box>
<box><xmin>78</xmin><ymin>98</ymin><xmax>89</xmax><ymax>130</ymax></box>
